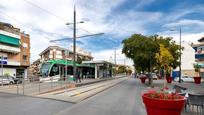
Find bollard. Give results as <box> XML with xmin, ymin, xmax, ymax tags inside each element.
<box><xmin>65</xmin><ymin>75</ymin><xmax>68</xmax><ymax>92</ymax></box>
<box><xmin>51</xmin><ymin>77</ymin><xmax>53</xmax><ymax>89</ymax></box>
<box><xmin>22</xmin><ymin>78</ymin><xmax>24</xmax><ymax>95</ymax></box>
<box><xmin>38</xmin><ymin>77</ymin><xmax>40</xmax><ymax>94</ymax></box>
<box><xmin>17</xmin><ymin>81</ymin><xmax>19</xmax><ymax>95</ymax></box>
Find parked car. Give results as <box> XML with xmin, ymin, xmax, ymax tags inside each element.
<box><xmin>0</xmin><ymin>76</ymin><xmax>15</xmax><ymax>85</ymax></box>
<box><xmin>151</xmin><ymin>73</ymin><xmax>158</xmax><ymax>80</ymax></box>
<box><xmin>174</xmin><ymin>76</ymin><xmax>194</xmax><ymax>82</ymax></box>
<box><xmin>13</xmin><ymin>77</ymin><xmax>23</xmax><ymax>84</ymax></box>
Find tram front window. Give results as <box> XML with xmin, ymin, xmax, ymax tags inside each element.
<box><xmin>50</xmin><ymin>64</ymin><xmax>59</xmax><ymax>76</ymax></box>
<box><xmin>41</xmin><ymin>63</ymin><xmax>52</xmax><ymax>77</ymax></box>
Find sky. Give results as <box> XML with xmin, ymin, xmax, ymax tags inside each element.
<box><xmin>0</xmin><ymin>0</ymin><xmax>204</xmax><ymax>67</ymax></box>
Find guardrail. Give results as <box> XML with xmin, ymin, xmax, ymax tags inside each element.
<box><xmin>0</xmin><ymin>75</ymin><xmax>125</xmax><ymax>96</ymax></box>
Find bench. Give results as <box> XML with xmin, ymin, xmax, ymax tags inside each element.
<box><xmin>173</xmin><ymin>85</ymin><xmax>187</xmax><ymax>93</ymax></box>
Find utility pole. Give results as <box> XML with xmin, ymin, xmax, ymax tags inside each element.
<box><xmin>179</xmin><ymin>26</ymin><xmax>182</xmax><ymax>83</ymax></box>
<box><xmin>114</xmin><ymin>48</ymin><xmax>116</xmax><ymax>65</ymax></box>
<box><xmin>50</xmin><ymin>5</ymin><xmax>104</xmax><ymax>82</ymax></box>
<box><xmin>1</xmin><ymin>55</ymin><xmax>3</xmax><ymax>86</ymax></box>
<box><xmin>169</xmin><ymin>27</ymin><xmax>182</xmax><ymax>83</ymax></box>
<box><xmin>73</xmin><ymin>5</ymin><xmax>77</xmax><ymax>81</ymax></box>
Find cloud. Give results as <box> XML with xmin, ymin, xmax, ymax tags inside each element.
<box><xmin>92</xmin><ymin>48</ymin><xmax>133</xmax><ymax>67</ymax></box>
<box><xmin>159</xmin><ymin>32</ymin><xmax>204</xmax><ymax>43</ymax></box>
<box><xmin>0</xmin><ymin>0</ymin><xmax>203</xmax><ymax>68</ymax></box>
<box><xmin>163</xmin><ymin>19</ymin><xmax>204</xmax><ymax>28</ymax></box>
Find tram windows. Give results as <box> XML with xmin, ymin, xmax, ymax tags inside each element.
<box><xmin>50</xmin><ymin>64</ymin><xmax>59</xmax><ymax>76</ymax></box>
<box><xmin>41</xmin><ymin>63</ymin><xmax>52</xmax><ymax>76</ymax></box>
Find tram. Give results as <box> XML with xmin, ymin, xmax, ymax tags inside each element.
<box><xmin>40</xmin><ymin>60</ymin><xmax>95</xmax><ymax>82</ymax></box>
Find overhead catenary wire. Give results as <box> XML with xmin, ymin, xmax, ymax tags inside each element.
<box><xmin>23</xmin><ymin>0</ymin><xmax>93</xmax><ymax>34</ymax></box>
<box><xmin>0</xmin><ymin>10</ymin><xmax>53</xmax><ymax>41</ymax></box>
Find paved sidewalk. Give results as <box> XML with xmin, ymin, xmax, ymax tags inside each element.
<box><xmin>0</xmin><ymin>74</ymin><xmax>126</xmax><ymax>96</ymax></box>
<box><xmin>37</xmin><ymin>77</ymin><xmax>127</xmax><ymax>103</ymax></box>
<box><xmin>139</xmin><ymin>78</ymin><xmax>204</xmax><ymax>115</ymax></box>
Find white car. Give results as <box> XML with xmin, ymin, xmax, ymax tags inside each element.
<box><xmin>0</xmin><ymin>76</ymin><xmax>15</xmax><ymax>85</ymax></box>
<box><xmin>174</xmin><ymin>76</ymin><xmax>194</xmax><ymax>82</ymax></box>
<box><xmin>151</xmin><ymin>73</ymin><xmax>158</xmax><ymax>80</ymax></box>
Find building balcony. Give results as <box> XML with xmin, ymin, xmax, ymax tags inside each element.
<box><xmin>0</xmin><ymin>30</ymin><xmax>20</xmax><ymax>46</ymax></box>
<box><xmin>0</xmin><ymin>43</ymin><xmax>20</xmax><ymax>53</ymax></box>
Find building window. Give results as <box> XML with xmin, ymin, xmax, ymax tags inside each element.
<box><xmin>23</xmin><ymin>55</ymin><xmax>27</xmax><ymax>61</ymax></box>
<box><xmin>22</xmin><ymin>43</ymin><xmax>28</xmax><ymax>49</ymax></box>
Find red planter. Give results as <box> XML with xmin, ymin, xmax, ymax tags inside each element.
<box><xmin>166</xmin><ymin>77</ymin><xmax>173</xmax><ymax>83</ymax></box>
<box><xmin>142</xmin><ymin>94</ymin><xmax>185</xmax><ymax>115</ymax></box>
<box><xmin>139</xmin><ymin>77</ymin><xmax>147</xmax><ymax>84</ymax></box>
<box><xmin>158</xmin><ymin>76</ymin><xmax>162</xmax><ymax>79</ymax></box>
<box><xmin>193</xmin><ymin>77</ymin><xmax>201</xmax><ymax>84</ymax></box>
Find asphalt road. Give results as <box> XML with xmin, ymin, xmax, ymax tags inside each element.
<box><xmin>0</xmin><ymin>78</ymin><xmax>192</xmax><ymax>115</ymax></box>
<box><xmin>0</xmin><ymin>92</ymin><xmax>73</xmax><ymax>115</ymax></box>
<box><xmin>55</xmin><ymin>78</ymin><xmax>146</xmax><ymax>115</ymax></box>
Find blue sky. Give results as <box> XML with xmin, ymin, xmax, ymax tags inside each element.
<box><xmin>0</xmin><ymin>0</ymin><xmax>204</xmax><ymax>65</ymax></box>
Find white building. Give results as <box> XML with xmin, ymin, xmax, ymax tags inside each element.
<box><xmin>174</xmin><ymin>42</ymin><xmax>195</xmax><ymax>76</ymax></box>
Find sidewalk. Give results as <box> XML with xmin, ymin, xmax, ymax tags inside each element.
<box><xmin>139</xmin><ymin>79</ymin><xmax>204</xmax><ymax>115</ymax></box>
<box><xmin>36</xmin><ymin>77</ymin><xmax>127</xmax><ymax>103</ymax></box>
<box><xmin>145</xmin><ymin>79</ymin><xmax>204</xmax><ymax>94</ymax></box>
<box><xmin>0</xmin><ymin>75</ymin><xmax>127</xmax><ymax>96</ymax></box>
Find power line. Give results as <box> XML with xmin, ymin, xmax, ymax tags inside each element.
<box><xmin>0</xmin><ymin>10</ymin><xmax>53</xmax><ymax>41</ymax></box>
<box><xmin>23</xmin><ymin>0</ymin><xmax>67</xmax><ymax>22</ymax></box>
<box><xmin>23</xmin><ymin>0</ymin><xmax>93</xmax><ymax>34</ymax></box>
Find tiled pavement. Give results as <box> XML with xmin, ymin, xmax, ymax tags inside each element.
<box><xmin>140</xmin><ymin>78</ymin><xmax>204</xmax><ymax>115</ymax></box>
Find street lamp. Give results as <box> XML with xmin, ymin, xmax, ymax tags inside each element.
<box><xmin>51</xmin><ymin>5</ymin><xmax>104</xmax><ymax>82</ymax></box>
<box><xmin>69</xmin><ymin>5</ymin><xmax>82</xmax><ymax>82</ymax></box>
<box><xmin>1</xmin><ymin>55</ymin><xmax>3</xmax><ymax>86</ymax></box>
<box><xmin>170</xmin><ymin>26</ymin><xmax>182</xmax><ymax>83</ymax></box>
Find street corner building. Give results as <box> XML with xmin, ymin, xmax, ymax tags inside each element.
<box><xmin>0</xmin><ymin>22</ymin><xmax>30</xmax><ymax>78</ymax></box>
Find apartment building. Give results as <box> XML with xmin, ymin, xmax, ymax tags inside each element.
<box><xmin>192</xmin><ymin>37</ymin><xmax>204</xmax><ymax>78</ymax></box>
<box><xmin>0</xmin><ymin>22</ymin><xmax>30</xmax><ymax>78</ymax></box>
<box><xmin>39</xmin><ymin>46</ymin><xmax>93</xmax><ymax>62</ymax></box>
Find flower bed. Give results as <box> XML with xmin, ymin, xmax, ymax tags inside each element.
<box><xmin>193</xmin><ymin>77</ymin><xmax>201</xmax><ymax>84</ymax></box>
<box><xmin>166</xmin><ymin>77</ymin><xmax>173</xmax><ymax>83</ymax></box>
<box><xmin>139</xmin><ymin>76</ymin><xmax>147</xmax><ymax>84</ymax></box>
<box><xmin>142</xmin><ymin>90</ymin><xmax>185</xmax><ymax>115</ymax></box>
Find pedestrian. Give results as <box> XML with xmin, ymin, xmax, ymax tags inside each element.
<box><xmin>76</xmin><ymin>68</ymin><xmax>81</xmax><ymax>83</ymax></box>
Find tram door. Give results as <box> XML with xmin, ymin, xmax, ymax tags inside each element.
<box><xmin>59</xmin><ymin>65</ymin><xmax>64</xmax><ymax>79</ymax></box>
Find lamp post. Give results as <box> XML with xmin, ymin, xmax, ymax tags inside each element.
<box><xmin>170</xmin><ymin>26</ymin><xmax>182</xmax><ymax>83</ymax></box>
<box><xmin>50</xmin><ymin>5</ymin><xmax>104</xmax><ymax>82</ymax></box>
<box><xmin>73</xmin><ymin>5</ymin><xmax>77</xmax><ymax>82</ymax></box>
<box><xmin>179</xmin><ymin>27</ymin><xmax>181</xmax><ymax>83</ymax></box>
<box><xmin>1</xmin><ymin>55</ymin><xmax>3</xmax><ymax>86</ymax></box>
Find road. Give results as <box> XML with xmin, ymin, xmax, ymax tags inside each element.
<box><xmin>0</xmin><ymin>78</ymin><xmax>193</xmax><ymax>115</ymax></box>
<box><xmin>0</xmin><ymin>92</ymin><xmax>73</xmax><ymax>115</ymax></box>
<box><xmin>55</xmin><ymin>78</ymin><xmax>146</xmax><ymax>115</ymax></box>
<box><xmin>0</xmin><ymin>78</ymin><xmax>146</xmax><ymax>115</ymax></box>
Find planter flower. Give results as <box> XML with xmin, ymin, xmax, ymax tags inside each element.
<box><xmin>193</xmin><ymin>64</ymin><xmax>202</xmax><ymax>84</ymax></box>
<box><xmin>166</xmin><ymin>76</ymin><xmax>173</xmax><ymax>83</ymax></box>
<box><xmin>139</xmin><ymin>75</ymin><xmax>147</xmax><ymax>84</ymax></box>
<box><xmin>193</xmin><ymin>77</ymin><xmax>201</xmax><ymax>84</ymax></box>
<box><xmin>142</xmin><ymin>89</ymin><xmax>185</xmax><ymax>115</ymax></box>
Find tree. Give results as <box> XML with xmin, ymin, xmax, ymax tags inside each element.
<box><xmin>77</xmin><ymin>56</ymin><xmax>87</xmax><ymax>64</ymax></box>
<box><xmin>153</xmin><ymin>35</ymin><xmax>180</xmax><ymax>69</ymax></box>
<box><xmin>122</xmin><ymin>34</ymin><xmax>180</xmax><ymax>78</ymax></box>
<box><xmin>155</xmin><ymin>44</ymin><xmax>174</xmax><ymax>75</ymax></box>
<box><xmin>117</xmin><ymin>65</ymin><xmax>127</xmax><ymax>73</ymax></box>
<box><xmin>122</xmin><ymin>34</ymin><xmax>159</xmax><ymax>73</ymax></box>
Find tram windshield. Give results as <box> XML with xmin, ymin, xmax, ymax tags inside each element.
<box><xmin>40</xmin><ymin>63</ymin><xmax>52</xmax><ymax>77</ymax></box>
